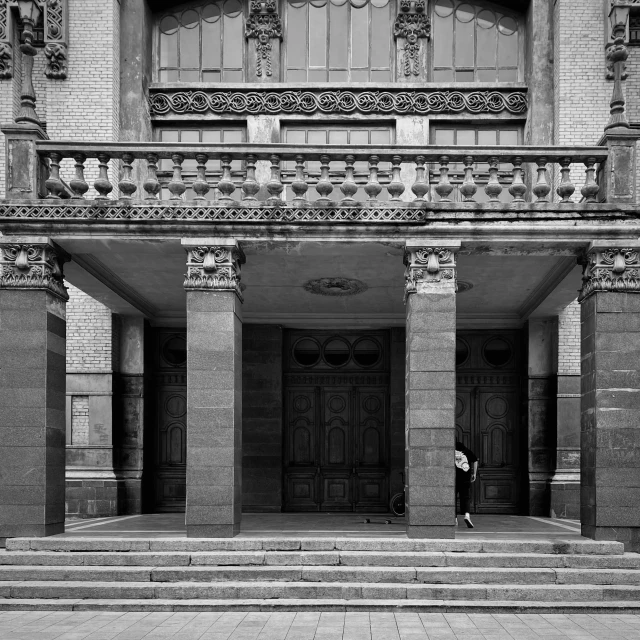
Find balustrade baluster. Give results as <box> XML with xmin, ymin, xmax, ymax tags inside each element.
<box><xmin>364</xmin><ymin>155</ymin><xmax>382</xmax><ymax>204</ymax></box>
<box><xmin>434</xmin><ymin>155</ymin><xmax>454</xmax><ymax>202</ymax></box>
<box><xmin>340</xmin><ymin>155</ymin><xmax>358</xmax><ymax>202</ymax></box>
<box><xmin>143</xmin><ymin>153</ymin><xmax>161</xmax><ymax>200</ymax></box>
<box><xmin>316</xmin><ymin>155</ymin><xmax>333</xmax><ymax>202</ymax></box>
<box><xmin>44</xmin><ymin>151</ymin><xmax>64</xmax><ymax>199</ymax></box>
<box><xmin>557</xmin><ymin>157</ymin><xmax>576</xmax><ymax>204</ymax></box>
<box><xmin>387</xmin><ymin>155</ymin><xmax>405</xmax><ymax>202</ymax></box>
<box><xmin>532</xmin><ymin>157</ymin><xmax>551</xmax><ymax>203</ymax></box>
<box><xmin>266</xmin><ymin>154</ymin><xmax>284</xmax><ymax>203</ymax></box>
<box><xmin>242</xmin><ymin>154</ymin><xmax>260</xmax><ymax>202</ymax></box>
<box><xmin>118</xmin><ymin>152</ymin><xmax>137</xmax><ymax>200</ymax></box>
<box><xmin>291</xmin><ymin>155</ymin><xmax>309</xmax><ymax>204</ymax></box>
<box><xmin>485</xmin><ymin>156</ymin><xmax>503</xmax><ymax>202</ymax></box>
<box><xmin>94</xmin><ymin>152</ymin><xmax>113</xmax><ymax>200</ymax></box>
<box><xmin>411</xmin><ymin>155</ymin><xmax>429</xmax><ymax>202</ymax></box>
<box><xmin>69</xmin><ymin>153</ymin><xmax>89</xmax><ymax>199</ymax></box>
<box><xmin>581</xmin><ymin>157</ymin><xmax>600</xmax><ymax>203</ymax></box>
<box><xmin>459</xmin><ymin>155</ymin><xmax>477</xmax><ymax>202</ymax></box>
<box><xmin>508</xmin><ymin>157</ymin><xmax>527</xmax><ymax>202</ymax></box>
<box><xmin>217</xmin><ymin>154</ymin><xmax>236</xmax><ymax>203</ymax></box>
<box><xmin>167</xmin><ymin>153</ymin><xmax>186</xmax><ymax>201</ymax></box>
<box><xmin>193</xmin><ymin>153</ymin><xmax>210</xmax><ymax>201</ymax></box>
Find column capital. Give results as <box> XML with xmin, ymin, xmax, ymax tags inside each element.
<box><xmin>403</xmin><ymin>240</ymin><xmax>461</xmax><ymax>300</ymax></box>
<box><xmin>182</xmin><ymin>238</ymin><xmax>246</xmax><ymax>300</ymax></box>
<box><xmin>0</xmin><ymin>237</ymin><xmax>69</xmax><ymax>301</ymax></box>
<box><xmin>578</xmin><ymin>242</ymin><xmax>640</xmax><ymax>302</ymax></box>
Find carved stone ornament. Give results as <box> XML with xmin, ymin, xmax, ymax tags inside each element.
<box><xmin>149</xmin><ymin>88</ymin><xmax>528</xmax><ymax>117</ymax></box>
<box><xmin>0</xmin><ymin>41</ymin><xmax>11</xmax><ymax>79</ymax></box>
<box><xmin>403</xmin><ymin>245</ymin><xmax>458</xmax><ymax>301</ymax></box>
<box><xmin>394</xmin><ymin>13</ymin><xmax>430</xmax><ymax>77</ymax></box>
<box><xmin>184</xmin><ymin>244</ymin><xmax>246</xmax><ymax>300</ymax></box>
<box><xmin>0</xmin><ymin>241</ymin><xmax>69</xmax><ymax>300</ymax></box>
<box><xmin>245</xmin><ymin>0</ymin><xmax>282</xmax><ymax>78</ymax></box>
<box><xmin>303</xmin><ymin>277</ymin><xmax>368</xmax><ymax>297</ymax></box>
<box><xmin>0</xmin><ymin>0</ymin><xmax>68</xmax><ymax>80</ymax></box>
<box><xmin>578</xmin><ymin>245</ymin><xmax>640</xmax><ymax>301</ymax></box>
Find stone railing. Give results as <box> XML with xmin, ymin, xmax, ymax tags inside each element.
<box><xmin>34</xmin><ymin>141</ymin><xmax>609</xmax><ymax>206</ymax></box>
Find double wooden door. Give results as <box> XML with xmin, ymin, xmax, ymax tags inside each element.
<box><xmin>284</xmin><ymin>383</ymin><xmax>389</xmax><ymax>511</ymax></box>
<box><xmin>455</xmin><ymin>331</ymin><xmax>520</xmax><ymax>514</ymax></box>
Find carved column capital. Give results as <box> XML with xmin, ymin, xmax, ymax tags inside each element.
<box><xmin>579</xmin><ymin>242</ymin><xmax>640</xmax><ymax>302</ymax></box>
<box><xmin>0</xmin><ymin>237</ymin><xmax>70</xmax><ymax>300</ymax></box>
<box><xmin>403</xmin><ymin>240</ymin><xmax>460</xmax><ymax>301</ymax></box>
<box><xmin>182</xmin><ymin>239</ymin><xmax>246</xmax><ymax>300</ymax></box>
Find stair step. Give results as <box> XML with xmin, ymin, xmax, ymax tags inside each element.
<box><xmin>5</xmin><ymin>581</ymin><xmax>640</xmax><ymax>601</ymax></box>
<box><xmin>5</xmin><ymin>537</ymin><xmax>625</xmax><ymax>555</ymax></box>
<box><xmin>2</xmin><ymin>565</ymin><xmax>639</xmax><ymax>585</ymax></box>
<box><xmin>1</xmin><ymin>598</ymin><xmax>640</xmax><ymax>613</ymax></box>
<box><xmin>1</xmin><ymin>550</ymin><xmax>638</xmax><ymax>569</ymax></box>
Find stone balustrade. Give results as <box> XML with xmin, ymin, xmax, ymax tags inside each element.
<box><xmin>35</xmin><ymin>141</ymin><xmax>609</xmax><ymax>206</ymax></box>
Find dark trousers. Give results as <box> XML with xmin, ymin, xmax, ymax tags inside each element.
<box><xmin>456</xmin><ymin>479</ymin><xmax>472</xmax><ymax>514</ymax></box>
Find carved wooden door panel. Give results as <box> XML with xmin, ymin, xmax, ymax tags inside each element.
<box><xmin>475</xmin><ymin>390</ymin><xmax>518</xmax><ymax>513</ymax></box>
<box><xmin>153</xmin><ymin>331</ymin><xmax>187</xmax><ymax>512</ymax></box>
<box><xmin>320</xmin><ymin>387</ymin><xmax>352</xmax><ymax>511</ymax></box>
<box><xmin>284</xmin><ymin>387</ymin><xmax>319</xmax><ymax>511</ymax></box>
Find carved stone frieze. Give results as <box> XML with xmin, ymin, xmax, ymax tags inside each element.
<box><xmin>0</xmin><ymin>240</ymin><xmax>69</xmax><ymax>300</ymax></box>
<box><xmin>404</xmin><ymin>243</ymin><xmax>459</xmax><ymax>300</ymax></box>
<box><xmin>285</xmin><ymin>373</ymin><xmax>389</xmax><ymax>386</ymax></box>
<box><xmin>149</xmin><ymin>88</ymin><xmax>528</xmax><ymax>117</ymax></box>
<box><xmin>579</xmin><ymin>244</ymin><xmax>640</xmax><ymax>301</ymax></box>
<box><xmin>245</xmin><ymin>0</ymin><xmax>282</xmax><ymax>78</ymax></box>
<box><xmin>183</xmin><ymin>243</ymin><xmax>246</xmax><ymax>299</ymax></box>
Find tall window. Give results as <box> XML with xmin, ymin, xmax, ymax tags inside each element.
<box><xmin>285</xmin><ymin>0</ymin><xmax>393</xmax><ymax>82</ymax></box>
<box><xmin>432</xmin><ymin>0</ymin><xmax>521</xmax><ymax>82</ymax></box>
<box><xmin>157</xmin><ymin>1</ymin><xmax>244</xmax><ymax>82</ymax></box>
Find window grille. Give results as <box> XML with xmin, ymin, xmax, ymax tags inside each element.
<box><xmin>630</xmin><ymin>16</ymin><xmax>640</xmax><ymax>45</ymax></box>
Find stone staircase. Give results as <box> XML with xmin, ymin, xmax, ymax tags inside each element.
<box><xmin>1</xmin><ymin>537</ymin><xmax>640</xmax><ymax>613</ymax></box>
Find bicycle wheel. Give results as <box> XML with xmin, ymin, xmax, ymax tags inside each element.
<box><xmin>390</xmin><ymin>491</ymin><xmax>405</xmax><ymax>517</ymax></box>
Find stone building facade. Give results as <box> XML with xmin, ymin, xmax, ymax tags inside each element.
<box><xmin>0</xmin><ymin>0</ymin><xmax>639</xmax><ymax>551</ymax></box>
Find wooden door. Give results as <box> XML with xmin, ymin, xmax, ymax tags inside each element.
<box><xmin>283</xmin><ymin>331</ymin><xmax>390</xmax><ymax>512</ymax></box>
<box><xmin>153</xmin><ymin>331</ymin><xmax>187</xmax><ymax>512</ymax></box>
<box><xmin>456</xmin><ymin>331</ymin><xmax>520</xmax><ymax>514</ymax></box>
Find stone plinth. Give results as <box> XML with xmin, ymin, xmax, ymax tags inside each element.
<box><xmin>404</xmin><ymin>241</ymin><xmax>459</xmax><ymax>539</ymax></box>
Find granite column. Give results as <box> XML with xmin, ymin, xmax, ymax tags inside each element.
<box><xmin>183</xmin><ymin>239</ymin><xmax>245</xmax><ymax>538</ymax></box>
<box><xmin>0</xmin><ymin>238</ymin><xmax>69</xmax><ymax>543</ymax></box>
<box><xmin>579</xmin><ymin>243</ymin><xmax>640</xmax><ymax>552</ymax></box>
<box><xmin>404</xmin><ymin>241</ymin><xmax>459</xmax><ymax>539</ymax></box>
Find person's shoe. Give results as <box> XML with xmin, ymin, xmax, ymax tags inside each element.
<box><xmin>455</xmin><ymin>516</ymin><xmax>458</xmax><ymax>526</ymax></box>
<box><xmin>464</xmin><ymin>516</ymin><xmax>474</xmax><ymax>528</ymax></box>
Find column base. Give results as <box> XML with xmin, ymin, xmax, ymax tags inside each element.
<box><xmin>187</xmin><ymin>524</ymin><xmax>241</xmax><ymax>538</ymax></box>
<box><xmin>407</xmin><ymin>525</ymin><xmax>455</xmax><ymax>539</ymax></box>
<box><xmin>0</xmin><ymin>522</ymin><xmax>64</xmax><ymax>544</ymax></box>
<box><xmin>582</xmin><ymin>525</ymin><xmax>640</xmax><ymax>553</ymax></box>
<box><xmin>550</xmin><ymin>480</ymin><xmax>580</xmax><ymax>519</ymax></box>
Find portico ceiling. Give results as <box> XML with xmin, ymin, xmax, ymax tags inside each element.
<box><xmin>61</xmin><ymin>238</ymin><xmax>581</xmax><ymax>328</ymax></box>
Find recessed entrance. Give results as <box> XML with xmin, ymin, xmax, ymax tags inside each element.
<box><xmin>283</xmin><ymin>330</ymin><xmax>390</xmax><ymax>512</ymax></box>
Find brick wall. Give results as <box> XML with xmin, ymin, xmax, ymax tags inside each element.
<box><xmin>557</xmin><ymin>299</ymin><xmax>581</xmax><ymax>376</ymax></box>
<box><xmin>66</xmin><ymin>284</ymin><xmax>116</xmax><ymax>373</ymax></box>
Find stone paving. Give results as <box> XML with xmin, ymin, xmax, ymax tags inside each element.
<box><xmin>0</xmin><ymin>611</ymin><xmax>639</xmax><ymax>639</ymax></box>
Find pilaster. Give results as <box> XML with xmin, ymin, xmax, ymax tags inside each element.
<box><xmin>579</xmin><ymin>242</ymin><xmax>640</xmax><ymax>552</ymax></box>
<box><xmin>404</xmin><ymin>240</ymin><xmax>459</xmax><ymax>539</ymax></box>
<box><xmin>183</xmin><ymin>238</ymin><xmax>245</xmax><ymax>538</ymax></box>
<box><xmin>0</xmin><ymin>237</ymin><xmax>69</xmax><ymax>542</ymax></box>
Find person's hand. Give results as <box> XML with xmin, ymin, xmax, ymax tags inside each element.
<box><xmin>470</xmin><ymin>474</ymin><xmax>476</xmax><ymax>483</ymax></box>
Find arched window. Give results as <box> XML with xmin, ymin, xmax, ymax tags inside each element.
<box><xmin>285</xmin><ymin>0</ymin><xmax>393</xmax><ymax>82</ymax></box>
<box><xmin>432</xmin><ymin>0</ymin><xmax>521</xmax><ymax>82</ymax></box>
<box><xmin>157</xmin><ymin>1</ymin><xmax>244</xmax><ymax>82</ymax></box>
